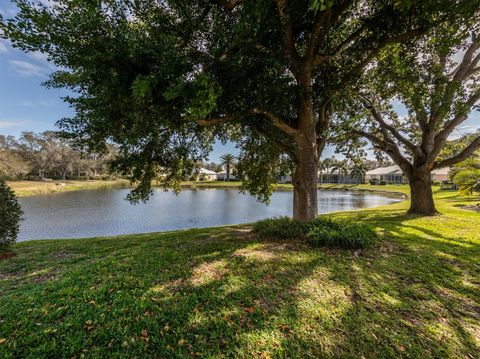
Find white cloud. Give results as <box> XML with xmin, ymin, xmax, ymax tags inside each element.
<box><xmin>0</xmin><ymin>119</ymin><xmax>31</xmax><ymax>129</ymax></box>
<box><xmin>18</xmin><ymin>100</ymin><xmax>54</xmax><ymax>107</ymax></box>
<box><xmin>27</xmin><ymin>51</ymin><xmax>57</xmax><ymax>70</ymax></box>
<box><xmin>9</xmin><ymin>59</ymin><xmax>49</xmax><ymax>77</ymax></box>
<box><xmin>0</xmin><ymin>41</ymin><xmax>8</xmax><ymax>54</ymax></box>
<box><xmin>28</xmin><ymin>51</ymin><xmax>49</xmax><ymax>63</ymax></box>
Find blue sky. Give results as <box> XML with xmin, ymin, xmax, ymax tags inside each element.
<box><xmin>0</xmin><ymin>1</ymin><xmax>478</xmax><ymax>163</ymax></box>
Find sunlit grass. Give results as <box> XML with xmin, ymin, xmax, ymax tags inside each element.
<box><xmin>7</xmin><ymin>179</ymin><xmax>130</xmax><ymax>197</ymax></box>
<box><xmin>0</xmin><ymin>188</ymin><xmax>479</xmax><ymax>358</ymax></box>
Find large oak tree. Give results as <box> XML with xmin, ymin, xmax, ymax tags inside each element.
<box><xmin>1</xmin><ymin>0</ymin><xmax>475</xmax><ymax>221</ymax></box>
<box><xmin>336</xmin><ymin>21</ymin><xmax>480</xmax><ymax>215</ymax></box>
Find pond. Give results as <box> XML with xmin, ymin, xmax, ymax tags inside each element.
<box><xmin>17</xmin><ymin>188</ymin><xmax>402</xmax><ymax>241</ymax></box>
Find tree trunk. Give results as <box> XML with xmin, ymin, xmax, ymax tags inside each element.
<box><xmin>407</xmin><ymin>171</ymin><xmax>437</xmax><ymax>215</ymax></box>
<box><xmin>226</xmin><ymin>164</ymin><xmax>230</xmax><ymax>181</ymax></box>
<box><xmin>292</xmin><ymin>138</ymin><xmax>318</xmax><ymax>222</ymax></box>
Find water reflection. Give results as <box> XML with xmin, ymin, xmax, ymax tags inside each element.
<box><xmin>18</xmin><ymin>188</ymin><xmax>401</xmax><ymax>241</ymax></box>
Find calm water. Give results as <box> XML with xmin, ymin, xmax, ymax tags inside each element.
<box><xmin>17</xmin><ymin>188</ymin><xmax>401</xmax><ymax>241</ymax></box>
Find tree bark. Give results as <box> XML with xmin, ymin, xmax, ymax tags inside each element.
<box><xmin>292</xmin><ymin>133</ymin><xmax>319</xmax><ymax>222</ymax></box>
<box><xmin>407</xmin><ymin>171</ymin><xmax>437</xmax><ymax>215</ymax></box>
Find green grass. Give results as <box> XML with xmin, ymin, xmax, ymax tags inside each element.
<box><xmin>1</xmin><ymin>188</ymin><xmax>479</xmax><ymax>358</ymax></box>
<box><xmin>7</xmin><ymin>180</ymin><xmax>131</xmax><ymax>197</ymax></box>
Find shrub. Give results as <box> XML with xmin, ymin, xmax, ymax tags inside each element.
<box><xmin>369</xmin><ymin>179</ymin><xmax>378</xmax><ymax>185</ymax></box>
<box><xmin>306</xmin><ymin>218</ymin><xmax>377</xmax><ymax>249</ymax></box>
<box><xmin>253</xmin><ymin>216</ymin><xmax>377</xmax><ymax>249</ymax></box>
<box><xmin>379</xmin><ymin>180</ymin><xmax>387</xmax><ymax>185</ymax></box>
<box><xmin>253</xmin><ymin>217</ymin><xmax>306</xmax><ymax>240</ymax></box>
<box><xmin>0</xmin><ymin>180</ymin><xmax>23</xmax><ymax>246</ymax></box>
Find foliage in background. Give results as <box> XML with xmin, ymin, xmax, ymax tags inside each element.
<box><xmin>0</xmin><ymin>180</ymin><xmax>23</xmax><ymax>247</ymax></box>
<box><xmin>0</xmin><ymin>133</ymin><xmax>116</xmax><ymax>181</ymax></box>
<box><xmin>454</xmin><ymin>169</ymin><xmax>480</xmax><ymax>200</ymax></box>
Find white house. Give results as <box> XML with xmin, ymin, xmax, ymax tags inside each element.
<box><xmin>318</xmin><ymin>168</ymin><xmax>361</xmax><ymax>184</ymax></box>
<box><xmin>197</xmin><ymin>167</ymin><xmax>217</xmax><ymax>181</ymax></box>
<box><xmin>366</xmin><ymin>165</ymin><xmax>451</xmax><ymax>184</ymax></box>
<box><xmin>216</xmin><ymin>170</ymin><xmax>236</xmax><ymax>181</ymax></box>
<box><xmin>277</xmin><ymin>174</ymin><xmax>292</xmax><ymax>183</ymax></box>
<box><xmin>365</xmin><ymin>165</ymin><xmax>405</xmax><ymax>184</ymax></box>
<box><xmin>431</xmin><ymin>167</ymin><xmax>450</xmax><ymax>182</ymax></box>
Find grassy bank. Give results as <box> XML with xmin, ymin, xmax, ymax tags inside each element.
<box><xmin>1</xmin><ymin>189</ymin><xmax>479</xmax><ymax>358</ymax></box>
<box><xmin>9</xmin><ymin>179</ymin><xmax>410</xmax><ymax>199</ymax></box>
<box><xmin>7</xmin><ymin>180</ymin><xmax>131</xmax><ymax>197</ymax></box>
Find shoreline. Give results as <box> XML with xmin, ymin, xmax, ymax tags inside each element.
<box><xmin>8</xmin><ymin>179</ymin><xmax>410</xmax><ymax>198</ymax></box>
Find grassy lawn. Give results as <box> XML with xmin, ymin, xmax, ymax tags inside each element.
<box><xmin>1</xmin><ymin>189</ymin><xmax>479</xmax><ymax>358</ymax></box>
<box><xmin>7</xmin><ymin>180</ymin><xmax>131</xmax><ymax>197</ymax></box>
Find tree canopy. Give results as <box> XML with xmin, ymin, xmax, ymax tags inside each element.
<box><xmin>334</xmin><ymin>19</ymin><xmax>480</xmax><ymax>214</ymax></box>
<box><xmin>2</xmin><ymin>0</ymin><xmax>478</xmax><ymax>219</ymax></box>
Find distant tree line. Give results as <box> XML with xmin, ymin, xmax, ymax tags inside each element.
<box><xmin>0</xmin><ymin>132</ymin><xmax>117</xmax><ymax>181</ymax></box>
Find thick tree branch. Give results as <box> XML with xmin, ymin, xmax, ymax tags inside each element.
<box><xmin>274</xmin><ymin>0</ymin><xmax>300</xmax><ymax>65</ymax></box>
<box><xmin>336</xmin><ymin>28</ymin><xmax>426</xmax><ymax>92</ymax></box>
<box><xmin>367</xmin><ymin>105</ymin><xmax>417</xmax><ymax>153</ymax></box>
<box><xmin>352</xmin><ymin>129</ymin><xmax>409</xmax><ymax>168</ymax></box>
<box><xmin>305</xmin><ymin>8</ymin><xmax>331</xmax><ymax>61</ymax></box>
<box><xmin>436</xmin><ymin>88</ymin><xmax>480</xmax><ymax>140</ymax></box>
<box><xmin>192</xmin><ymin>113</ymin><xmax>240</xmax><ymax>126</ymax></box>
<box><xmin>314</xmin><ymin>22</ymin><xmax>365</xmax><ymax>67</ymax></box>
<box><xmin>451</xmin><ymin>35</ymin><xmax>480</xmax><ymax>83</ymax></box>
<box><xmin>252</xmin><ymin>107</ymin><xmax>299</xmax><ymax>136</ymax></box>
<box><xmin>429</xmin><ymin>88</ymin><xmax>480</xmax><ymax>160</ymax></box>
<box><xmin>434</xmin><ymin>135</ymin><xmax>480</xmax><ymax>169</ymax></box>
<box><xmin>250</xmin><ymin>123</ymin><xmax>297</xmax><ymax>160</ymax></box>
<box><xmin>306</xmin><ymin>0</ymin><xmax>359</xmax><ymax>62</ymax></box>
<box><xmin>430</xmin><ymin>38</ymin><xmax>480</xmax><ymax>127</ymax></box>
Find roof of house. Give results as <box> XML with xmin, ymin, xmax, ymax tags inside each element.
<box><xmin>318</xmin><ymin>167</ymin><xmax>345</xmax><ymax>175</ymax></box>
<box><xmin>366</xmin><ymin>165</ymin><xmax>403</xmax><ymax>175</ymax></box>
<box><xmin>199</xmin><ymin>168</ymin><xmax>217</xmax><ymax>175</ymax></box>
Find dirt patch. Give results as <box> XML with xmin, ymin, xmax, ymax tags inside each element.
<box><xmin>228</xmin><ymin>227</ymin><xmax>255</xmax><ymax>240</ymax></box>
<box><xmin>0</xmin><ymin>252</ymin><xmax>17</xmax><ymax>261</ymax></box>
<box><xmin>27</xmin><ymin>269</ymin><xmax>58</xmax><ymax>284</ymax></box>
<box><xmin>190</xmin><ymin>259</ymin><xmax>227</xmax><ymax>286</ymax></box>
<box><xmin>53</xmin><ymin>250</ymin><xmax>76</xmax><ymax>260</ymax></box>
<box><xmin>233</xmin><ymin>247</ymin><xmax>277</xmax><ymax>261</ymax></box>
<box><xmin>31</xmin><ymin>272</ymin><xmax>57</xmax><ymax>283</ymax></box>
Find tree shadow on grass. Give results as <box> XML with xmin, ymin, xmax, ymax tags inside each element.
<box><xmin>1</xmin><ymin>222</ymin><xmax>479</xmax><ymax>358</ymax></box>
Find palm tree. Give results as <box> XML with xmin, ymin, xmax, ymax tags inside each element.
<box><xmin>319</xmin><ymin>157</ymin><xmax>335</xmax><ymax>184</ymax></box>
<box><xmin>220</xmin><ymin>154</ymin><xmax>236</xmax><ymax>181</ymax></box>
<box><xmin>350</xmin><ymin>162</ymin><xmax>368</xmax><ymax>184</ymax></box>
<box><xmin>331</xmin><ymin>160</ymin><xmax>349</xmax><ymax>184</ymax></box>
